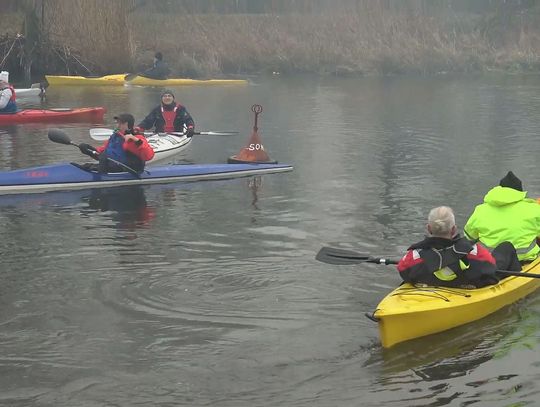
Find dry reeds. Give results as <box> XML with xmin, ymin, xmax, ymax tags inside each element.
<box><xmin>1</xmin><ymin>0</ymin><xmax>540</xmax><ymax>76</ymax></box>
<box><xmin>44</xmin><ymin>0</ymin><xmax>134</xmax><ymax>73</ymax></box>
<box><xmin>128</xmin><ymin>11</ymin><xmax>499</xmax><ymax>76</ymax></box>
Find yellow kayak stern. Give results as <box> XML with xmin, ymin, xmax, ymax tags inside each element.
<box><xmin>373</xmin><ymin>257</ymin><xmax>540</xmax><ymax>348</ymax></box>
<box><xmin>45</xmin><ymin>74</ymin><xmax>248</xmax><ymax>87</ymax></box>
<box><xmin>45</xmin><ymin>74</ymin><xmax>126</xmax><ymax>86</ymax></box>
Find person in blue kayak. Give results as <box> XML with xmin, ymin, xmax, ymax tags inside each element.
<box><xmin>0</xmin><ymin>71</ymin><xmax>17</xmax><ymax>114</ymax></box>
<box><xmin>397</xmin><ymin>206</ymin><xmax>506</xmax><ymax>288</ymax></box>
<box><xmin>140</xmin><ymin>51</ymin><xmax>171</xmax><ymax>80</ymax></box>
<box><xmin>79</xmin><ymin>113</ymin><xmax>155</xmax><ymax>173</ymax></box>
<box><xmin>464</xmin><ymin>171</ymin><xmax>540</xmax><ymax>266</ymax></box>
<box><xmin>137</xmin><ymin>89</ymin><xmax>195</xmax><ymax>136</ymax></box>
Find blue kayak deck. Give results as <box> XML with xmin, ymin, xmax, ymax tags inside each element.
<box><xmin>0</xmin><ymin>162</ymin><xmax>293</xmax><ymax>194</ymax></box>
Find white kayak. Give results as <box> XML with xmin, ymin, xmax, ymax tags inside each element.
<box><xmin>146</xmin><ymin>133</ymin><xmax>192</xmax><ymax>164</ymax></box>
<box><xmin>14</xmin><ymin>83</ymin><xmax>46</xmax><ymax>98</ymax></box>
<box><xmin>89</xmin><ymin>128</ymin><xmax>237</xmax><ymax>165</ymax></box>
<box><xmin>16</xmin><ymin>88</ymin><xmax>41</xmax><ymax>97</ymax></box>
<box><xmin>89</xmin><ymin>128</ymin><xmax>191</xmax><ymax>164</ymax></box>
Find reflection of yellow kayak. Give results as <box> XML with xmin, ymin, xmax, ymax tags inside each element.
<box><xmin>45</xmin><ymin>74</ymin><xmax>248</xmax><ymax>86</ymax></box>
<box><xmin>372</xmin><ymin>257</ymin><xmax>540</xmax><ymax>348</ymax></box>
<box><xmin>128</xmin><ymin>76</ymin><xmax>248</xmax><ymax>86</ymax></box>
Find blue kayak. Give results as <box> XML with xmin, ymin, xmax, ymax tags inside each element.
<box><xmin>0</xmin><ymin>162</ymin><xmax>293</xmax><ymax>195</ymax></box>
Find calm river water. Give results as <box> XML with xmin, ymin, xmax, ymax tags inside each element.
<box><xmin>0</xmin><ymin>74</ymin><xmax>539</xmax><ymax>406</ymax></box>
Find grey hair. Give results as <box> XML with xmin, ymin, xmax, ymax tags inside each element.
<box><xmin>427</xmin><ymin>206</ymin><xmax>456</xmax><ymax>237</ymax></box>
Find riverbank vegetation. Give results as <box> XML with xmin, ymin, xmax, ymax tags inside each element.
<box><xmin>1</xmin><ymin>0</ymin><xmax>540</xmax><ymax>81</ymax></box>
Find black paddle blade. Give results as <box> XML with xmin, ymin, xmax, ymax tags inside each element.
<box><xmin>48</xmin><ymin>128</ymin><xmax>71</xmax><ymax>145</ymax></box>
<box><xmin>316</xmin><ymin>246</ymin><xmax>400</xmax><ymax>266</ymax></box>
<box><xmin>316</xmin><ymin>246</ymin><xmax>372</xmax><ymax>265</ymax></box>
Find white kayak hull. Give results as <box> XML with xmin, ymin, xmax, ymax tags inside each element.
<box><xmin>16</xmin><ymin>88</ymin><xmax>41</xmax><ymax>97</ymax></box>
<box><xmin>146</xmin><ymin>133</ymin><xmax>192</xmax><ymax>164</ymax></box>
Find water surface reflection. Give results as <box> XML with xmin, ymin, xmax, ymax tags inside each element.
<box><xmin>1</xmin><ymin>74</ymin><xmax>540</xmax><ymax>406</ymax></box>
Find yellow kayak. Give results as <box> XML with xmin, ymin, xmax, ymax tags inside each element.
<box><xmin>45</xmin><ymin>74</ymin><xmax>127</xmax><ymax>86</ymax></box>
<box><xmin>372</xmin><ymin>257</ymin><xmax>540</xmax><ymax>348</ymax></box>
<box><xmin>45</xmin><ymin>74</ymin><xmax>248</xmax><ymax>86</ymax></box>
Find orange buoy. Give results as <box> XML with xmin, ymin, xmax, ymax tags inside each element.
<box><xmin>228</xmin><ymin>104</ymin><xmax>277</xmax><ymax>164</ymax></box>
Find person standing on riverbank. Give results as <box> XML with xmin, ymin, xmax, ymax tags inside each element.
<box><xmin>137</xmin><ymin>90</ymin><xmax>195</xmax><ymax>136</ymax></box>
<box><xmin>140</xmin><ymin>52</ymin><xmax>171</xmax><ymax>80</ymax></box>
<box><xmin>0</xmin><ymin>71</ymin><xmax>17</xmax><ymax>114</ymax></box>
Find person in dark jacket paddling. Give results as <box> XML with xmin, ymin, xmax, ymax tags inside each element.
<box><xmin>137</xmin><ymin>90</ymin><xmax>195</xmax><ymax>136</ymax></box>
<box><xmin>397</xmin><ymin>206</ymin><xmax>517</xmax><ymax>288</ymax></box>
<box><xmin>79</xmin><ymin>113</ymin><xmax>155</xmax><ymax>173</ymax></box>
<box><xmin>140</xmin><ymin>52</ymin><xmax>171</xmax><ymax>80</ymax></box>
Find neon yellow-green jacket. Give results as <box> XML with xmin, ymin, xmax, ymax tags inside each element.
<box><xmin>464</xmin><ymin>186</ymin><xmax>540</xmax><ymax>261</ymax></box>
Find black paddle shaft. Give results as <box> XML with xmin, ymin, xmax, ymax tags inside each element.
<box><xmin>48</xmin><ymin>128</ymin><xmax>142</xmax><ymax>177</ymax></box>
<box><xmin>316</xmin><ymin>246</ymin><xmax>540</xmax><ymax>279</ymax></box>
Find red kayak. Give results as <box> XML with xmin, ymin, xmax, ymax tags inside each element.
<box><xmin>0</xmin><ymin>107</ymin><xmax>106</xmax><ymax>124</ymax></box>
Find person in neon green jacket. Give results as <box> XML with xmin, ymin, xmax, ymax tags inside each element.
<box><xmin>464</xmin><ymin>171</ymin><xmax>540</xmax><ymax>263</ymax></box>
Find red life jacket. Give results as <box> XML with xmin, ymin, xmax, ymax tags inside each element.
<box><xmin>0</xmin><ymin>85</ymin><xmax>17</xmax><ymax>113</ymax></box>
<box><xmin>8</xmin><ymin>85</ymin><xmax>15</xmax><ymax>101</ymax></box>
<box><xmin>161</xmin><ymin>105</ymin><xmax>178</xmax><ymax>133</ymax></box>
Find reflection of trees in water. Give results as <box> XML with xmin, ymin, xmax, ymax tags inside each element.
<box><xmin>248</xmin><ymin>176</ymin><xmax>262</xmax><ymax>210</ymax></box>
<box><xmin>247</xmin><ymin>176</ymin><xmax>262</xmax><ymax>224</ymax></box>
<box><xmin>0</xmin><ymin>126</ymin><xmax>20</xmax><ymax>170</ymax></box>
<box><xmin>492</xmin><ymin>299</ymin><xmax>540</xmax><ymax>358</ymax></box>
<box><xmin>374</xmin><ymin>127</ymin><xmax>409</xmax><ymax>242</ymax></box>
<box><xmin>365</xmin><ymin>299</ymin><xmax>540</xmax><ymax>382</ymax></box>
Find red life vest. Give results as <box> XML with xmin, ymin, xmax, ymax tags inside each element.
<box><xmin>0</xmin><ymin>85</ymin><xmax>17</xmax><ymax>113</ymax></box>
<box><xmin>161</xmin><ymin>105</ymin><xmax>178</xmax><ymax>132</ymax></box>
<box><xmin>8</xmin><ymin>85</ymin><xmax>15</xmax><ymax>101</ymax></box>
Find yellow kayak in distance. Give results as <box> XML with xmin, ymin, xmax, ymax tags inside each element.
<box><xmin>45</xmin><ymin>74</ymin><xmax>127</xmax><ymax>86</ymax></box>
<box><xmin>372</xmin><ymin>257</ymin><xmax>540</xmax><ymax>348</ymax></box>
<box><xmin>45</xmin><ymin>74</ymin><xmax>248</xmax><ymax>86</ymax></box>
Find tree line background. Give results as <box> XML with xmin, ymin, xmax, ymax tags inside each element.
<box><xmin>1</xmin><ymin>0</ymin><xmax>540</xmax><ymax>82</ymax></box>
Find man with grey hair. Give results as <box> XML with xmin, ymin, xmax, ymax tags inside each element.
<box><xmin>427</xmin><ymin>206</ymin><xmax>456</xmax><ymax>238</ymax></box>
<box><xmin>397</xmin><ymin>206</ymin><xmax>500</xmax><ymax>288</ymax></box>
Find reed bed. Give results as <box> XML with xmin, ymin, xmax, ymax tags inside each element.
<box><xmin>129</xmin><ymin>11</ymin><xmax>536</xmax><ymax>77</ymax></box>
<box><xmin>44</xmin><ymin>0</ymin><xmax>134</xmax><ymax>73</ymax></box>
<box><xmin>1</xmin><ymin>2</ymin><xmax>540</xmax><ymax>77</ymax></box>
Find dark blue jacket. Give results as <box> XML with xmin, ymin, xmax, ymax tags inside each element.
<box><xmin>141</xmin><ymin>60</ymin><xmax>170</xmax><ymax>80</ymax></box>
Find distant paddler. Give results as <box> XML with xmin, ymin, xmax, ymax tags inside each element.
<box><xmin>140</xmin><ymin>51</ymin><xmax>171</xmax><ymax>80</ymax></box>
<box><xmin>125</xmin><ymin>51</ymin><xmax>171</xmax><ymax>82</ymax></box>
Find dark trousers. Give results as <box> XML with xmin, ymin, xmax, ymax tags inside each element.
<box><xmin>492</xmin><ymin>241</ymin><xmax>522</xmax><ymax>272</ymax></box>
<box><xmin>98</xmin><ymin>153</ymin><xmax>143</xmax><ymax>173</ymax></box>
<box><xmin>98</xmin><ymin>154</ymin><xmax>125</xmax><ymax>173</ymax></box>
